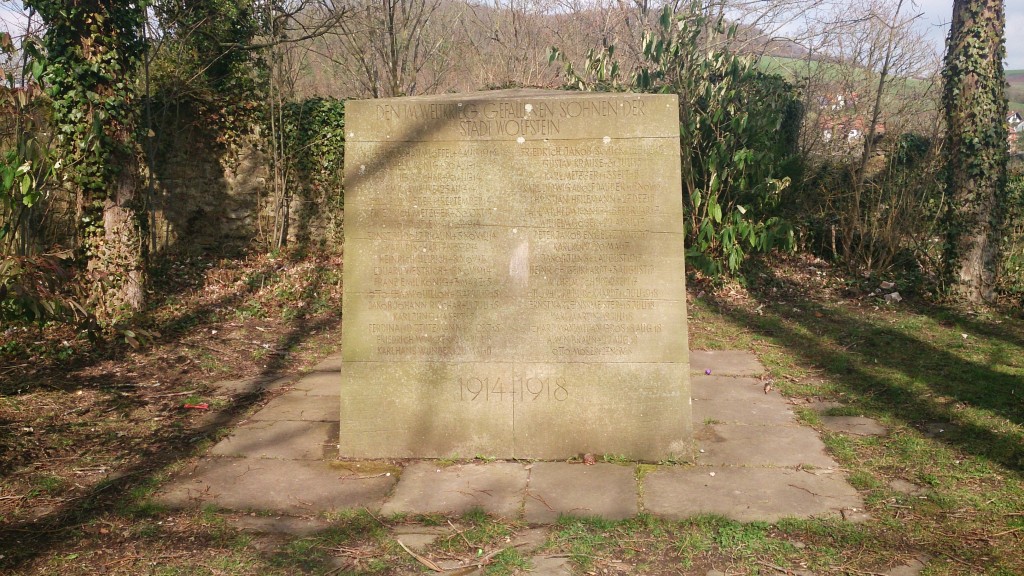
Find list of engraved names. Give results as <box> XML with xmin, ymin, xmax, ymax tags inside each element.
<box><xmin>345</xmin><ymin>96</ymin><xmax>682</xmax><ymax>364</ymax></box>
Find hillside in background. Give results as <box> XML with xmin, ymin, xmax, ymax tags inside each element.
<box><xmin>1008</xmin><ymin>70</ymin><xmax>1024</xmax><ymax>114</ymax></box>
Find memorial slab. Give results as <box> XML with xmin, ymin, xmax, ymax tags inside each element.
<box><xmin>340</xmin><ymin>89</ymin><xmax>691</xmax><ymax>460</ymax></box>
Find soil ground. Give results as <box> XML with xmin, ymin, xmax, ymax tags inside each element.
<box><xmin>2</xmin><ymin>250</ymin><xmax>1023</xmax><ymax>575</ymax></box>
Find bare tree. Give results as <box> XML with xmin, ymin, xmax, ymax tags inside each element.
<box><xmin>331</xmin><ymin>0</ymin><xmax>453</xmax><ymax>97</ymax></box>
<box><xmin>786</xmin><ymin>0</ymin><xmax>945</xmax><ymax>271</ymax></box>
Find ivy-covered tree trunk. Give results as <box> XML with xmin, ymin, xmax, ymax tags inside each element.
<box><xmin>27</xmin><ymin>0</ymin><xmax>148</xmax><ymax>322</ymax></box>
<box><xmin>942</xmin><ymin>0</ymin><xmax>1008</xmax><ymax>303</ymax></box>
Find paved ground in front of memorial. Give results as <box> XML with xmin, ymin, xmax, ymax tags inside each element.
<box><xmin>156</xmin><ymin>351</ymin><xmax>925</xmax><ymax>575</ymax></box>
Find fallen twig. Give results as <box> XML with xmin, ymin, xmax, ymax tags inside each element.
<box><xmin>448</xmin><ymin>519</ymin><xmax>473</xmax><ymax>548</ymax></box>
<box><xmin>363</xmin><ymin>506</ymin><xmax>386</xmax><ymax>527</ymax></box>
<box><xmin>397</xmin><ymin>539</ymin><xmax>443</xmax><ymax>572</ymax></box>
<box><xmin>149</xmin><ymin>389</ymin><xmax>199</xmax><ymax>398</ymax></box>
<box><xmin>827</xmin><ymin>566</ymin><xmax>888</xmax><ymax>576</ymax></box>
<box><xmin>526</xmin><ymin>491</ymin><xmax>555</xmax><ymax>512</ymax></box>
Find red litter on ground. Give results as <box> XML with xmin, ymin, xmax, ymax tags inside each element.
<box><xmin>183</xmin><ymin>403</ymin><xmax>209</xmax><ymax>410</ymax></box>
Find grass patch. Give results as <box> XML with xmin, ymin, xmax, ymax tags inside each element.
<box><xmin>552</xmin><ymin>516</ymin><xmax>618</xmax><ymax>571</ymax></box>
<box><xmin>484</xmin><ymin>547</ymin><xmax>531</xmax><ymax>575</ymax></box>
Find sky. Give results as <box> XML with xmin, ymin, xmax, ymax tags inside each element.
<box><xmin>913</xmin><ymin>0</ymin><xmax>1023</xmax><ymax>70</ymax></box>
<box><xmin>1</xmin><ymin>1</ymin><xmax>1022</xmax><ymax>70</ymax></box>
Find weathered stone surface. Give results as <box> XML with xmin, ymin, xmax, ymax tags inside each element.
<box><xmin>290</xmin><ymin>370</ymin><xmax>343</xmax><ymax>397</ymax></box>
<box><xmin>693</xmin><ymin>397</ymin><xmax>796</xmax><ymax>425</ymax></box>
<box><xmin>340</xmin><ymin>90</ymin><xmax>691</xmax><ymax>460</ymax></box>
<box><xmin>691</xmin><ymin>375</ymin><xmax>769</xmax><ymax>401</ymax></box>
<box><xmin>525</xmin><ymin>462</ymin><xmax>637</xmax><ymax>523</ymax></box>
<box><xmin>883</xmin><ymin>555</ymin><xmax>930</xmax><ymax>576</ymax></box>
<box><xmin>529</xmin><ymin>555</ymin><xmax>574</xmax><ymax>575</ymax></box>
<box><xmin>249</xmin><ymin>394</ymin><xmax>340</xmax><ymax>421</ymax></box>
<box><xmin>690</xmin><ymin>350</ymin><xmax>765</xmax><ymax>377</ymax></box>
<box><xmin>380</xmin><ymin>462</ymin><xmax>527</xmax><ymax>517</ymax></box>
<box><xmin>820</xmin><ymin>415</ymin><xmax>888</xmax><ymax>437</ymax></box>
<box><xmin>311</xmin><ymin>353</ymin><xmax>343</xmax><ymax>372</ymax></box>
<box><xmin>211</xmin><ymin>420</ymin><xmax>337</xmax><ymax>460</ymax></box>
<box><xmin>155</xmin><ymin>457</ymin><xmax>394</xmax><ymax>513</ymax></box>
<box><xmin>643</xmin><ymin>466</ymin><xmax>863</xmax><ymax>522</ymax></box>
<box><xmin>510</xmin><ymin>527</ymin><xmax>550</xmax><ymax>550</ymax></box>
<box><xmin>695</xmin><ymin>424</ymin><xmax>838</xmax><ymax>469</ymax></box>
<box><xmin>888</xmin><ymin>478</ymin><xmax>928</xmax><ymax>496</ymax></box>
<box><xmin>393</xmin><ymin>525</ymin><xmax>451</xmax><ymax>551</ymax></box>
<box><xmin>207</xmin><ymin>375</ymin><xmax>296</xmax><ymax>396</ymax></box>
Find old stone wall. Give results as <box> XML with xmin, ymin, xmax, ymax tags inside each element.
<box><xmin>148</xmin><ymin>105</ymin><xmax>269</xmax><ymax>251</ymax></box>
<box><xmin>149</xmin><ymin>102</ymin><xmax>342</xmax><ymax>254</ymax></box>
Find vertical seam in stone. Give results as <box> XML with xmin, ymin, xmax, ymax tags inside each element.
<box><xmin>511</xmin><ymin>374</ymin><xmax>517</xmax><ymax>459</ymax></box>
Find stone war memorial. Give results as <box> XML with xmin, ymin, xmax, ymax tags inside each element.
<box><xmin>340</xmin><ymin>89</ymin><xmax>691</xmax><ymax>461</ymax></box>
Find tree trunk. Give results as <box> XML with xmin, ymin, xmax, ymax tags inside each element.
<box><xmin>942</xmin><ymin>0</ymin><xmax>1008</xmax><ymax>303</ymax></box>
<box><xmin>26</xmin><ymin>0</ymin><xmax>148</xmax><ymax>324</ymax></box>
<box><xmin>86</xmin><ymin>149</ymin><xmax>146</xmax><ymax>320</ymax></box>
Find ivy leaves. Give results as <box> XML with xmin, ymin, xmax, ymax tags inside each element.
<box><xmin>26</xmin><ymin>0</ymin><xmax>147</xmax><ymax>196</ymax></box>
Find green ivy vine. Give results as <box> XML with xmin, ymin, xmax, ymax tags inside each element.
<box><xmin>280</xmin><ymin>98</ymin><xmax>346</xmax><ymax>192</ymax></box>
<box><xmin>25</xmin><ymin>0</ymin><xmax>149</xmax><ymax>320</ymax></box>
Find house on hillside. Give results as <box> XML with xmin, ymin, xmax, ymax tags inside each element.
<box><xmin>817</xmin><ymin>92</ymin><xmax>860</xmax><ymax>112</ymax></box>
<box><xmin>1008</xmin><ymin>111</ymin><xmax>1023</xmax><ymax>129</ymax></box>
<box><xmin>820</xmin><ymin>115</ymin><xmax>886</xmax><ymax>146</ymax></box>
<box><xmin>1009</xmin><ymin>112</ymin><xmax>1023</xmax><ymax>156</ymax></box>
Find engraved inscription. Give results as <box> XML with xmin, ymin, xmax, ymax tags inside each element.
<box><xmin>347</xmin><ymin>129</ymin><xmax>681</xmax><ymax>362</ymax></box>
<box><xmin>459</xmin><ymin>375</ymin><xmax>569</xmax><ymax>402</ymax></box>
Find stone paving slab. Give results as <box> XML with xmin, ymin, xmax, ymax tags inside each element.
<box><xmin>393</xmin><ymin>525</ymin><xmax>450</xmax><ymax>551</ymax></box>
<box><xmin>529</xmin><ymin>556</ymin><xmax>573</xmax><ymax>575</ymax></box>
<box><xmin>525</xmin><ymin>463</ymin><xmax>637</xmax><ymax>523</ymax></box>
<box><xmin>163</xmin><ymin>348</ymin><xmax>869</xmax><ymax>527</ymax></box>
<box><xmin>207</xmin><ymin>375</ymin><xmax>298</xmax><ymax>396</ymax></box>
<box><xmin>643</xmin><ymin>466</ymin><xmax>863</xmax><ymax>522</ymax></box>
<box><xmin>311</xmin><ymin>353</ymin><xmax>342</xmax><ymax>372</ymax></box>
<box><xmin>289</xmin><ymin>370</ymin><xmax>342</xmax><ymax>397</ymax></box>
<box><xmin>693</xmin><ymin>397</ymin><xmax>796</xmax><ymax>425</ymax></box>
<box><xmin>690</xmin><ymin>350</ymin><xmax>764</xmax><ymax>377</ymax></box>
<box><xmin>695</xmin><ymin>424</ymin><xmax>837</xmax><ymax>469</ymax></box>
<box><xmin>820</xmin><ymin>415</ymin><xmax>888</xmax><ymax>437</ymax></box>
<box><xmin>155</xmin><ymin>457</ymin><xmax>394</xmax><ymax>514</ymax></box>
<box><xmin>210</xmin><ymin>420</ymin><xmax>337</xmax><ymax>460</ymax></box>
<box><xmin>691</xmin><ymin>375</ymin><xmax>770</xmax><ymax>401</ymax></box>
<box><xmin>381</xmin><ymin>462</ymin><xmax>527</xmax><ymax>517</ymax></box>
<box><xmin>249</xmin><ymin>393</ymin><xmax>339</xmax><ymax>421</ymax></box>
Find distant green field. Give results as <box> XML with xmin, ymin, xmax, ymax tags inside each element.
<box><xmin>759</xmin><ymin>59</ymin><xmax>1023</xmax><ymax>114</ymax></box>
<box><xmin>1008</xmin><ymin>70</ymin><xmax>1024</xmax><ymax>114</ymax></box>
<box><xmin>757</xmin><ymin>54</ymin><xmax>932</xmax><ymax>89</ymax></box>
